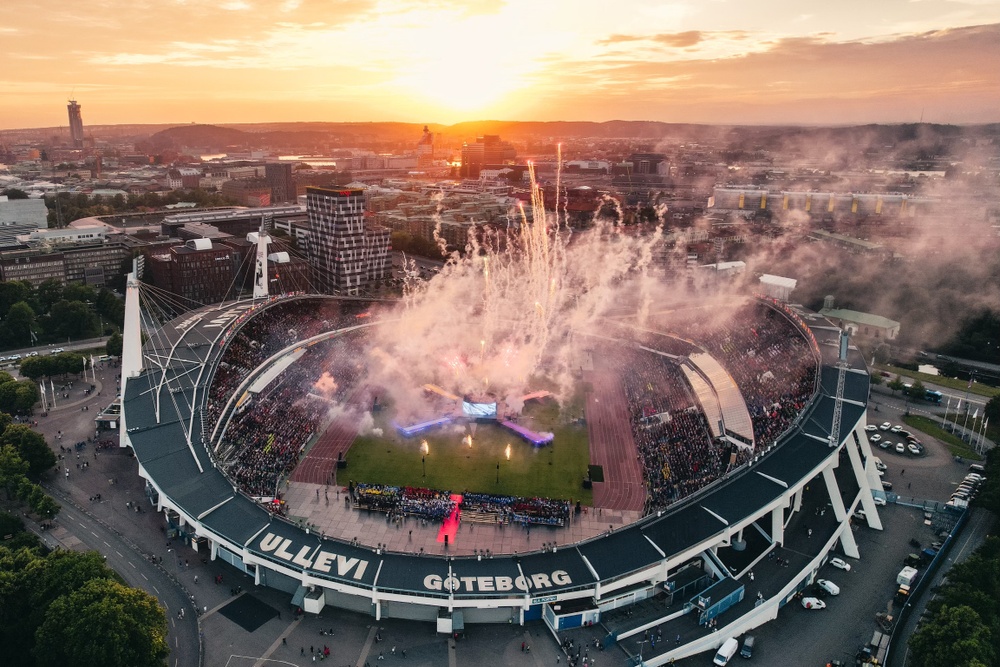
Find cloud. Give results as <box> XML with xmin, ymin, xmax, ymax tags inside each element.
<box><xmin>220</xmin><ymin>0</ymin><xmax>251</xmax><ymax>9</ymax></box>
<box><xmin>598</xmin><ymin>30</ymin><xmax>750</xmax><ymax>48</ymax></box>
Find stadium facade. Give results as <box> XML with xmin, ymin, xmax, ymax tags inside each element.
<box><xmin>119</xmin><ymin>280</ymin><xmax>881</xmax><ymax>664</ymax></box>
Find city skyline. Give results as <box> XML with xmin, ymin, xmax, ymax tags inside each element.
<box><xmin>1</xmin><ymin>0</ymin><xmax>999</xmax><ymax>130</ymax></box>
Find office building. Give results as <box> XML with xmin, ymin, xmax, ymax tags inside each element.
<box><xmin>67</xmin><ymin>100</ymin><xmax>85</xmax><ymax>148</ymax></box>
<box><xmin>460</xmin><ymin>135</ymin><xmax>516</xmax><ymax>178</ymax></box>
<box><xmin>265</xmin><ymin>163</ymin><xmax>296</xmax><ymax>204</ymax></box>
<box><xmin>306</xmin><ymin>187</ymin><xmax>390</xmax><ymax>295</ymax></box>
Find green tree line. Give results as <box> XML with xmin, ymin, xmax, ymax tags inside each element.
<box><xmin>0</xmin><ymin>280</ymin><xmax>124</xmax><ymax>351</ymax></box>
<box><xmin>43</xmin><ymin>188</ymin><xmax>236</xmax><ymax>227</ymax></box>
<box><xmin>907</xmin><ymin>447</ymin><xmax>1000</xmax><ymax>667</ymax></box>
<box><xmin>0</xmin><ymin>523</ymin><xmax>168</xmax><ymax>666</ymax></box>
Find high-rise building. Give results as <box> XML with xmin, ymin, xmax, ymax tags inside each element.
<box><xmin>67</xmin><ymin>99</ymin><xmax>84</xmax><ymax>148</ymax></box>
<box><xmin>460</xmin><ymin>135</ymin><xmax>516</xmax><ymax>178</ymax></box>
<box><xmin>265</xmin><ymin>163</ymin><xmax>295</xmax><ymax>203</ymax></box>
<box><xmin>306</xmin><ymin>186</ymin><xmax>390</xmax><ymax>295</ymax></box>
<box><xmin>416</xmin><ymin>125</ymin><xmax>435</xmax><ymax>167</ymax></box>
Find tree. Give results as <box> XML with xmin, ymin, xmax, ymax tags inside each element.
<box><xmin>36</xmin><ymin>280</ymin><xmax>63</xmax><ymax>314</ymax></box>
<box><xmin>869</xmin><ymin>373</ymin><xmax>884</xmax><ymax>387</ymax></box>
<box><xmin>887</xmin><ymin>376</ymin><xmax>906</xmax><ymax>396</ymax></box>
<box><xmin>34</xmin><ymin>578</ymin><xmax>169</xmax><ymax>667</ymax></box>
<box><xmin>0</xmin><ymin>445</ymin><xmax>29</xmax><ymax>499</ymax></box>
<box><xmin>910</xmin><ymin>379</ymin><xmax>926</xmax><ymax>401</ymax></box>
<box><xmin>986</xmin><ymin>394</ymin><xmax>1000</xmax><ymax>425</ymax></box>
<box><xmin>106</xmin><ymin>332</ymin><xmax>123</xmax><ymax>358</ymax></box>
<box><xmin>3</xmin><ymin>301</ymin><xmax>37</xmax><ymax>347</ymax></box>
<box><xmin>1</xmin><ymin>425</ymin><xmax>55</xmax><ymax>478</ymax></box>
<box><xmin>49</xmin><ymin>300</ymin><xmax>100</xmax><ymax>340</ymax></box>
<box><xmin>908</xmin><ymin>605</ymin><xmax>995</xmax><ymax>667</ymax></box>
<box><xmin>2</xmin><ymin>188</ymin><xmax>30</xmax><ymax>199</ymax></box>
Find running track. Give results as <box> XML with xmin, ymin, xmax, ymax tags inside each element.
<box><xmin>290</xmin><ymin>385</ymin><xmax>369</xmax><ymax>485</ymax></box>
<box><xmin>585</xmin><ymin>362</ymin><xmax>646</xmax><ymax>511</ymax></box>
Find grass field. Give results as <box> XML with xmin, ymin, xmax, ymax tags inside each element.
<box><xmin>343</xmin><ymin>397</ymin><xmax>593</xmax><ymax>504</ymax></box>
<box><xmin>901</xmin><ymin>414</ymin><xmax>982</xmax><ymax>460</ymax></box>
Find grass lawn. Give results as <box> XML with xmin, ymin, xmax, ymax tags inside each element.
<box><xmin>901</xmin><ymin>414</ymin><xmax>982</xmax><ymax>460</ymax></box>
<box><xmin>875</xmin><ymin>364</ymin><xmax>1000</xmax><ymax>399</ymax></box>
<box><xmin>343</xmin><ymin>398</ymin><xmax>593</xmax><ymax>504</ymax></box>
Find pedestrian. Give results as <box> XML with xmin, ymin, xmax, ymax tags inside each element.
<box><xmin>282</xmin><ymin>638</ymin><xmax>287</xmax><ymax>645</ymax></box>
<box><xmin>901</xmin><ymin>469</ymin><xmax>905</xmax><ymax>476</ymax></box>
<box><xmin>301</xmin><ymin>647</ymin><xmax>305</xmax><ymax>656</ymax></box>
<box><xmin>749</xmin><ymin>570</ymin><xmax>754</xmax><ymax>582</ymax></box>
<box><xmin>522</xmin><ymin>642</ymin><xmax>525</xmax><ymax>652</ymax></box>
<box><xmin>392</xmin><ymin>646</ymin><xmax>396</xmax><ymax>655</ymax></box>
<box><xmin>194</xmin><ymin>576</ymin><xmax>198</xmax><ymax>584</ymax></box>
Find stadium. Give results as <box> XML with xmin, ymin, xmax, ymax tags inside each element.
<box><xmin>120</xmin><ymin>276</ymin><xmax>881</xmax><ymax>664</ymax></box>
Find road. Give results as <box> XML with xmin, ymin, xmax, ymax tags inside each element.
<box><xmin>35</xmin><ymin>484</ymin><xmax>201</xmax><ymax>667</ymax></box>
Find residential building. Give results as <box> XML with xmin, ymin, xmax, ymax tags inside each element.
<box><xmin>306</xmin><ymin>187</ymin><xmax>390</xmax><ymax>294</ymax></box>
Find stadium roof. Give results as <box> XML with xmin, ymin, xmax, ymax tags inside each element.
<box><xmin>122</xmin><ymin>295</ymin><xmax>870</xmax><ymax>598</ymax></box>
<box><xmin>819</xmin><ymin>308</ymin><xmax>900</xmax><ymax>330</ymax></box>
<box><xmin>688</xmin><ymin>352</ymin><xmax>755</xmax><ymax>445</ymax></box>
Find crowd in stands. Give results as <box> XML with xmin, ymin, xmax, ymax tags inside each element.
<box><xmin>615</xmin><ymin>346</ymin><xmax>724</xmax><ymax>509</ymax></box>
<box><xmin>614</xmin><ymin>301</ymin><xmax>818</xmax><ymax>511</ymax></box>
<box><xmin>206</xmin><ymin>298</ymin><xmax>367</xmax><ymax>428</ymax></box>
<box><xmin>683</xmin><ymin>304</ymin><xmax>817</xmax><ymax>448</ymax></box>
<box><xmin>211</xmin><ymin>298</ymin><xmax>373</xmax><ymax>502</ymax></box>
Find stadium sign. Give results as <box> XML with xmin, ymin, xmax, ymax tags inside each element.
<box><xmin>259</xmin><ymin>533</ymin><xmax>370</xmax><ymax>580</ymax></box>
<box><xmin>423</xmin><ymin>571</ymin><xmax>572</xmax><ymax>593</ymax></box>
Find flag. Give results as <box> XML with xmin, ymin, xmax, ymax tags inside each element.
<box><xmin>968</xmin><ymin>376</ymin><xmax>974</xmax><ymax>388</ymax></box>
<box><xmin>956</xmin><ymin>400</ymin><xmax>962</xmax><ymax>413</ymax></box>
<box><xmin>972</xmin><ymin>408</ymin><xmax>978</xmax><ymax>420</ymax></box>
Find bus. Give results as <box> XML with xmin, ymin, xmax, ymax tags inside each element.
<box><xmin>923</xmin><ymin>390</ymin><xmax>943</xmax><ymax>404</ymax></box>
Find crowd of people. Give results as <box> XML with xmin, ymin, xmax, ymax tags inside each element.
<box><xmin>348</xmin><ymin>484</ymin><xmax>571</xmax><ymax>527</ymax></box>
<box><xmin>617</xmin><ymin>301</ymin><xmax>819</xmax><ymax>511</ymax></box>
<box><xmin>205</xmin><ymin>298</ymin><xmax>365</xmax><ymax>428</ymax></box>
<box><xmin>211</xmin><ymin>299</ymin><xmax>373</xmax><ymax>502</ymax></box>
<box><xmin>688</xmin><ymin>304</ymin><xmax>817</xmax><ymax>449</ymax></box>
<box><xmin>352</xmin><ymin>483</ymin><xmax>456</xmax><ymax>521</ymax></box>
<box><xmin>460</xmin><ymin>492</ymin><xmax>571</xmax><ymax>527</ymax></box>
<box><xmin>616</xmin><ymin>346</ymin><xmax>725</xmax><ymax>510</ymax></box>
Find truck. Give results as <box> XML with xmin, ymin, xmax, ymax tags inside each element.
<box><xmin>897</xmin><ymin>566</ymin><xmax>918</xmax><ymax>587</ymax></box>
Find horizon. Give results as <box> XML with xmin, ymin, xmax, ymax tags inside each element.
<box><xmin>2</xmin><ymin>0</ymin><xmax>999</xmax><ymax>131</ymax></box>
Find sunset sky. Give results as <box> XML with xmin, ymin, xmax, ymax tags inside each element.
<box><xmin>2</xmin><ymin>0</ymin><xmax>999</xmax><ymax>129</ymax></box>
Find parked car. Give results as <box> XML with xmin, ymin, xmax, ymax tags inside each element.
<box><xmin>873</xmin><ymin>457</ymin><xmax>887</xmax><ymax>471</ymax></box>
<box><xmin>870</xmin><ymin>434</ymin><xmax>882</xmax><ymax>443</ymax></box>
<box><xmin>740</xmin><ymin>635</ymin><xmax>756</xmax><ymax>659</ymax></box>
<box><xmin>895</xmin><ymin>443</ymin><xmax>906</xmax><ymax>454</ymax></box>
<box><xmin>879</xmin><ymin>422</ymin><xmax>892</xmax><ymax>431</ymax></box>
<box><xmin>882</xmin><ymin>481</ymin><xmax>894</xmax><ymax>491</ymax></box>
<box><xmin>890</xmin><ymin>425</ymin><xmax>903</xmax><ymax>433</ymax></box>
<box><xmin>908</xmin><ymin>444</ymin><xmax>921</xmax><ymax>456</ymax></box>
<box><xmin>878</xmin><ymin>440</ymin><xmax>891</xmax><ymax>449</ymax></box>
<box><xmin>829</xmin><ymin>557</ymin><xmax>851</xmax><ymax>571</ymax></box>
<box><xmin>873</xmin><ymin>495</ymin><xmax>887</xmax><ymax>506</ymax></box>
<box><xmin>865</xmin><ymin>424</ymin><xmax>878</xmax><ymax>432</ymax></box>
<box><xmin>801</xmin><ymin>597</ymin><xmax>827</xmax><ymax>610</ymax></box>
<box><xmin>816</xmin><ymin>579</ymin><xmax>840</xmax><ymax>596</ymax></box>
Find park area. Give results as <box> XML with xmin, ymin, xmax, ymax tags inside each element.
<box><xmin>343</xmin><ymin>397</ymin><xmax>593</xmax><ymax>504</ymax></box>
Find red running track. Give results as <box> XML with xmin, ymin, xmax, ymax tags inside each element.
<box><xmin>585</xmin><ymin>367</ymin><xmax>647</xmax><ymax>512</ymax></box>
<box><xmin>290</xmin><ymin>386</ymin><xmax>369</xmax><ymax>485</ymax></box>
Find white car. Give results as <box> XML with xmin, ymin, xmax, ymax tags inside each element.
<box><xmin>870</xmin><ymin>434</ymin><xmax>882</xmax><ymax>443</ymax></box>
<box><xmin>26</xmin><ymin>351</ymin><xmax>38</xmax><ymax>357</ymax></box>
<box><xmin>865</xmin><ymin>425</ymin><xmax>878</xmax><ymax>432</ymax></box>
<box><xmin>879</xmin><ymin>422</ymin><xmax>892</xmax><ymax>431</ymax></box>
<box><xmin>908</xmin><ymin>444</ymin><xmax>921</xmax><ymax>456</ymax></box>
<box><xmin>890</xmin><ymin>425</ymin><xmax>903</xmax><ymax>433</ymax></box>
<box><xmin>873</xmin><ymin>496</ymin><xmax>887</xmax><ymax>506</ymax></box>
<box><xmin>8</xmin><ymin>354</ymin><xmax>21</xmax><ymax>360</ymax></box>
<box><xmin>801</xmin><ymin>597</ymin><xmax>827</xmax><ymax>610</ymax></box>
<box><xmin>895</xmin><ymin>443</ymin><xmax>906</xmax><ymax>454</ymax></box>
<box><xmin>829</xmin><ymin>557</ymin><xmax>851</xmax><ymax>571</ymax></box>
<box><xmin>816</xmin><ymin>579</ymin><xmax>840</xmax><ymax>596</ymax></box>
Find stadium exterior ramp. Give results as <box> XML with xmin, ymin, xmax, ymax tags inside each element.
<box><xmin>120</xmin><ymin>289</ymin><xmax>880</xmax><ymax>662</ymax></box>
